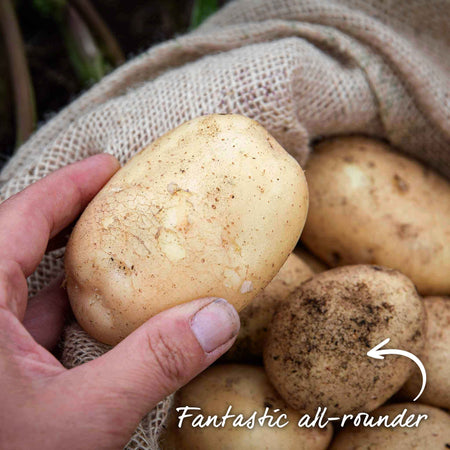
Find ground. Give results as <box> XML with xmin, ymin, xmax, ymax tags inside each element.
<box><xmin>0</xmin><ymin>0</ymin><xmax>228</xmax><ymax>168</ymax></box>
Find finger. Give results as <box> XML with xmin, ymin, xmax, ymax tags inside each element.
<box><xmin>0</xmin><ymin>260</ymin><xmax>64</xmax><ymax>373</ymax></box>
<box><xmin>23</xmin><ymin>275</ymin><xmax>69</xmax><ymax>350</ymax></box>
<box><xmin>67</xmin><ymin>297</ymin><xmax>240</xmax><ymax>433</ymax></box>
<box><xmin>0</xmin><ymin>260</ymin><xmax>28</xmax><ymax>320</ymax></box>
<box><xmin>0</xmin><ymin>153</ymin><xmax>120</xmax><ymax>277</ymax></box>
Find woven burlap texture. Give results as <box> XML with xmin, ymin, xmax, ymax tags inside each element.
<box><xmin>0</xmin><ymin>0</ymin><xmax>449</xmax><ymax>448</ymax></box>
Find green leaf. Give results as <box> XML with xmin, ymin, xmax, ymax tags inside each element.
<box><xmin>33</xmin><ymin>0</ymin><xmax>66</xmax><ymax>21</ymax></box>
<box><xmin>190</xmin><ymin>0</ymin><xmax>218</xmax><ymax>29</ymax></box>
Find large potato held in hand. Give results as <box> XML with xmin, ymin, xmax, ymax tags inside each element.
<box><xmin>65</xmin><ymin>114</ymin><xmax>308</xmax><ymax>345</ymax></box>
<box><xmin>302</xmin><ymin>136</ymin><xmax>450</xmax><ymax>295</ymax></box>
<box><xmin>264</xmin><ymin>265</ymin><xmax>426</xmax><ymax>416</ymax></box>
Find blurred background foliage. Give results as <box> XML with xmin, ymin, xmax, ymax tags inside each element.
<box><xmin>0</xmin><ymin>0</ymin><xmax>227</xmax><ymax>168</ymax></box>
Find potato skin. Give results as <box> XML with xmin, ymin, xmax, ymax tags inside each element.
<box><xmin>329</xmin><ymin>403</ymin><xmax>450</xmax><ymax>450</ymax></box>
<box><xmin>65</xmin><ymin>114</ymin><xmax>308</xmax><ymax>345</ymax></box>
<box><xmin>224</xmin><ymin>253</ymin><xmax>314</xmax><ymax>362</ymax></box>
<box><xmin>302</xmin><ymin>136</ymin><xmax>450</xmax><ymax>295</ymax></box>
<box><xmin>160</xmin><ymin>364</ymin><xmax>333</xmax><ymax>450</ymax></box>
<box><xmin>263</xmin><ymin>265</ymin><xmax>426</xmax><ymax>416</ymax></box>
<box><xmin>400</xmin><ymin>296</ymin><xmax>450</xmax><ymax>409</ymax></box>
<box><xmin>294</xmin><ymin>247</ymin><xmax>328</xmax><ymax>273</ymax></box>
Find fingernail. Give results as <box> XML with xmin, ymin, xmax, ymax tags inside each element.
<box><xmin>190</xmin><ymin>298</ymin><xmax>240</xmax><ymax>353</ymax></box>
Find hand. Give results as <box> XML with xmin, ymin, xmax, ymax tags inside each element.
<box><xmin>0</xmin><ymin>154</ymin><xmax>240</xmax><ymax>449</ymax></box>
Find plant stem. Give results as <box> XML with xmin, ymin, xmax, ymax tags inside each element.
<box><xmin>0</xmin><ymin>0</ymin><xmax>36</xmax><ymax>147</ymax></box>
<box><xmin>70</xmin><ymin>0</ymin><xmax>124</xmax><ymax>66</ymax></box>
<box><xmin>64</xmin><ymin>4</ymin><xmax>108</xmax><ymax>85</ymax></box>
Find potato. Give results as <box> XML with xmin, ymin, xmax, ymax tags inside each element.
<box><xmin>264</xmin><ymin>265</ymin><xmax>426</xmax><ymax>416</ymax></box>
<box><xmin>160</xmin><ymin>364</ymin><xmax>333</xmax><ymax>450</ymax></box>
<box><xmin>329</xmin><ymin>403</ymin><xmax>450</xmax><ymax>449</ymax></box>
<box><xmin>400</xmin><ymin>296</ymin><xmax>450</xmax><ymax>409</ymax></box>
<box><xmin>294</xmin><ymin>247</ymin><xmax>328</xmax><ymax>273</ymax></box>
<box><xmin>224</xmin><ymin>253</ymin><xmax>314</xmax><ymax>362</ymax></box>
<box><xmin>65</xmin><ymin>114</ymin><xmax>308</xmax><ymax>345</ymax></box>
<box><xmin>302</xmin><ymin>136</ymin><xmax>450</xmax><ymax>295</ymax></box>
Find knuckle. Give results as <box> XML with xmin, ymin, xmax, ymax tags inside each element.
<box><xmin>146</xmin><ymin>329</ymin><xmax>192</xmax><ymax>389</ymax></box>
<box><xmin>0</xmin><ymin>259</ymin><xmax>21</xmax><ymax>283</ymax></box>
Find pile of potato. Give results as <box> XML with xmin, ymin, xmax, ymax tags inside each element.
<box><xmin>65</xmin><ymin>116</ymin><xmax>450</xmax><ymax>449</ymax></box>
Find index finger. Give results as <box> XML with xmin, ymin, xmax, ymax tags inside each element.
<box><xmin>0</xmin><ymin>153</ymin><xmax>120</xmax><ymax>277</ymax></box>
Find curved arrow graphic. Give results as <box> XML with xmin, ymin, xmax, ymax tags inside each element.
<box><xmin>367</xmin><ymin>338</ymin><xmax>426</xmax><ymax>402</ymax></box>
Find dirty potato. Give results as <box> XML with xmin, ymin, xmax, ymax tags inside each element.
<box><xmin>65</xmin><ymin>114</ymin><xmax>308</xmax><ymax>345</ymax></box>
<box><xmin>302</xmin><ymin>136</ymin><xmax>450</xmax><ymax>295</ymax></box>
<box><xmin>264</xmin><ymin>265</ymin><xmax>426</xmax><ymax>416</ymax></box>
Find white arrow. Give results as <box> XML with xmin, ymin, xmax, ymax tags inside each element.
<box><xmin>367</xmin><ymin>338</ymin><xmax>426</xmax><ymax>402</ymax></box>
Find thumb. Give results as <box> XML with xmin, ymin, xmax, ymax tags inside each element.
<box><xmin>68</xmin><ymin>297</ymin><xmax>239</xmax><ymax>430</ymax></box>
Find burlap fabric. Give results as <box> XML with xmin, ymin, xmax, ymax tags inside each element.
<box><xmin>0</xmin><ymin>0</ymin><xmax>449</xmax><ymax>448</ymax></box>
